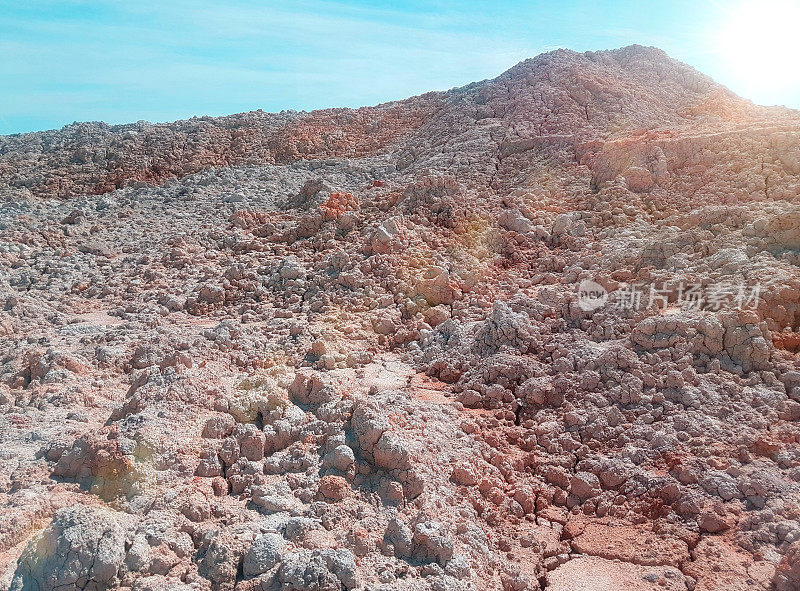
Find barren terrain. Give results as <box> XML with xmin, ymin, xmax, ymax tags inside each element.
<box><xmin>1</xmin><ymin>45</ymin><xmax>800</xmax><ymax>590</ymax></box>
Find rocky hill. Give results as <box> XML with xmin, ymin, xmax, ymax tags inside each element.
<box><xmin>1</xmin><ymin>45</ymin><xmax>800</xmax><ymax>591</ymax></box>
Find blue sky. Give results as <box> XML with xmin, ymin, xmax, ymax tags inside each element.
<box><xmin>2</xmin><ymin>0</ymin><xmax>799</xmax><ymax>135</ymax></box>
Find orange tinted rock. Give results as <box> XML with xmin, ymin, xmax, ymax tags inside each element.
<box><xmin>317</xmin><ymin>475</ymin><xmax>350</xmax><ymax>501</ymax></box>
<box><xmin>569</xmin><ymin>520</ymin><xmax>690</xmax><ymax>567</ymax></box>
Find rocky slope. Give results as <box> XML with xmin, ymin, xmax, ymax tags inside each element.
<box><xmin>1</xmin><ymin>45</ymin><xmax>800</xmax><ymax>590</ymax></box>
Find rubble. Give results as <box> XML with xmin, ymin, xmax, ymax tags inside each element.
<box><xmin>0</xmin><ymin>44</ymin><xmax>799</xmax><ymax>590</ymax></box>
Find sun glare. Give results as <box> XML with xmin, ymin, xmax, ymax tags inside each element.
<box><xmin>715</xmin><ymin>0</ymin><xmax>800</xmax><ymax>104</ymax></box>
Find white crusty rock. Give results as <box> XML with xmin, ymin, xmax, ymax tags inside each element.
<box><xmin>12</xmin><ymin>506</ymin><xmax>131</xmax><ymax>591</ymax></box>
